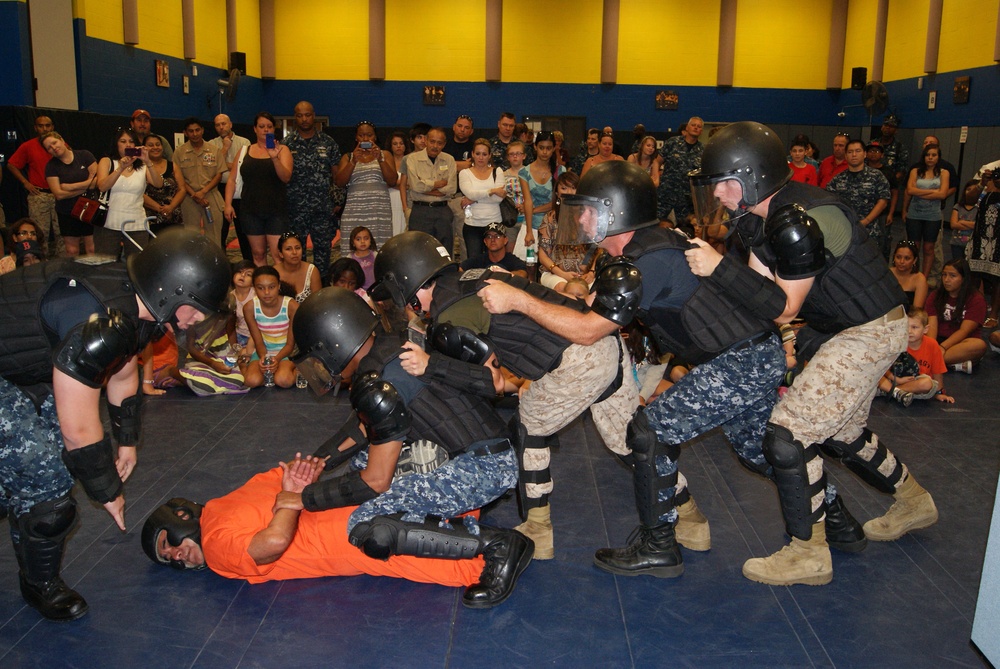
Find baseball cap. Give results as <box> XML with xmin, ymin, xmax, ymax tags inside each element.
<box><xmin>865</xmin><ymin>143</ymin><xmax>884</xmax><ymax>152</ymax></box>
<box><xmin>132</xmin><ymin>109</ymin><xmax>152</xmax><ymax>120</ymax></box>
<box><xmin>14</xmin><ymin>239</ymin><xmax>43</xmax><ymax>263</ymax></box>
<box><xmin>483</xmin><ymin>222</ymin><xmax>507</xmax><ymax>238</ymax></box>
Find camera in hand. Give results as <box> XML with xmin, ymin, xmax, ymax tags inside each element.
<box><xmin>124</xmin><ymin>147</ymin><xmax>142</xmax><ymax>157</ymax></box>
<box><xmin>265</xmin><ymin>133</ymin><xmax>276</xmax><ymax>150</ymax></box>
<box><xmin>359</xmin><ymin>141</ymin><xmax>374</xmax><ymax>150</ymax></box>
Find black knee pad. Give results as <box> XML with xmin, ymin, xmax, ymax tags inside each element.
<box><xmin>17</xmin><ymin>495</ymin><xmax>77</xmax><ymax>542</ymax></box>
<box><xmin>349</xmin><ymin>516</ymin><xmax>483</xmax><ymax>561</ymax></box>
<box><xmin>628</xmin><ymin>408</ymin><xmax>680</xmax><ymax>527</ymax></box>
<box><xmin>762</xmin><ymin>423</ymin><xmax>825</xmax><ymax>540</ymax></box>
<box><xmin>820</xmin><ymin>429</ymin><xmax>902</xmax><ymax>494</ymax></box>
<box><xmin>510</xmin><ymin>413</ymin><xmax>550</xmax><ymax>519</ymax></box>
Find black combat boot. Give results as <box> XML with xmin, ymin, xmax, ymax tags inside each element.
<box><xmin>593</xmin><ymin>523</ymin><xmax>683</xmax><ymax>578</ymax></box>
<box><xmin>824</xmin><ymin>494</ymin><xmax>868</xmax><ymax>553</ymax></box>
<box><xmin>462</xmin><ymin>527</ymin><xmax>534</xmax><ymax>609</ymax></box>
<box><xmin>15</xmin><ymin>535</ymin><xmax>89</xmax><ymax>622</ymax></box>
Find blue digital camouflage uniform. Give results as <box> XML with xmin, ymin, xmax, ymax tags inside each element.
<box><xmin>490</xmin><ymin>135</ymin><xmax>512</xmax><ymax>171</ymax></box>
<box><xmin>874</xmin><ymin>135</ymin><xmax>909</xmax><ymax>180</ymax></box>
<box><xmin>827</xmin><ymin>166</ymin><xmax>892</xmax><ymax>259</ymax></box>
<box><xmin>643</xmin><ymin>334</ymin><xmax>787</xmax><ymax>523</ymax></box>
<box><xmin>0</xmin><ymin>382</ymin><xmax>74</xmax><ymax>517</ymax></box>
<box><xmin>343</xmin><ymin>355</ymin><xmax>517</xmax><ymax>533</ymax></box>
<box><xmin>284</xmin><ymin>129</ymin><xmax>341</xmax><ymax>281</ymax></box>
<box><xmin>657</xmin><ymin>135</ymin><xmax>704</xmax><ymax>222</ymax></box>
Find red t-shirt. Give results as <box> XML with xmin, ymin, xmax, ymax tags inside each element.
<box><xmin>908</xmin><ymin>335</ymin><xmax>947</xmax><ymax>376</ymax></box>
<box><xmin>200</xmin><ymin>468</ymin><xmax>484</xmax><ymax>585</ymax></box>
<box><xmin>925</xmin><ymin>289</ymin><xmax>987</xmax><ymax>341</ymax></box>
<box><xmin>8</xmin><ymin>138</ymin><xmax>52</xmax><ymax>189</ymax></box>
<box><xmin>789</xmin><ymin>162</ymin><xmax>818</xmax><ymax>185</ymax></box>
<box><xmin>817</xmin><ymin>156</ymin><xmax>848</xmax><ymax>188</ymax></box>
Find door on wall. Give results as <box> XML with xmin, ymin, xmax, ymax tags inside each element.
<box><xmin>27</xmin><ymin>0</ymin><xmax>80</xmax><ymax>110</ymax></box>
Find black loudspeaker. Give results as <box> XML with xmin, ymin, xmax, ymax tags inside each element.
<box><xmin>229</xmin><ymin>52</ymin><xmax>246</xmax><ymax>76</ymax></box>
<box><xmin>851</xmin><ymin>67</ymin><xmax>867</xmax><ymax>90</ymax></box>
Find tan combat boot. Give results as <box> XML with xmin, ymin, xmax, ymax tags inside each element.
<box><xmin>514</xmin><ymin>505</ymin><xmax>554</xmax><ymax>560</ymax></box>
<box><xmin>863</xmin><ymin>475</ymin><xmax>938</xmax><ymax>541</ymax></box>
<box><xmin>742</xmin><ymin>522</ymin><xmax>833</xmax><ymax>586</ymax></box>
<box><xmin>675</xmin><ymin>497</ymin><xmax>711</xmax><ymax>551</ymax></box>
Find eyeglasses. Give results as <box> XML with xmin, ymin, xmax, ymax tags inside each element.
<box><xmin>13</xmin><ymin>229</ymin><xmax>37</xmax><ymax>237</ymax></box>
<box><xmin>507</xmin><ymin>151</ymin><xmax>525</xmax><ymax>156</ymax></box>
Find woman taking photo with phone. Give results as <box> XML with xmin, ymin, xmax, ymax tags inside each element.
<box><xmin>336</xmin><ymin>121</ymin><xmax>396</xmax><ymax>252</ymax></box>
<box><xmin>225</xmin><ymin>112</ymin><xmax>293</xmax><ymax>267</ymax></box>
<box><xmin>96</xmin><ymin>128</ymin><xmax>162</xmax><ymax>258</ymax></box>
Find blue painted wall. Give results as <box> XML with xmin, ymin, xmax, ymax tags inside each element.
<box><xmin>0</xmin><ymin>1</ymin><xmax>35</xmax><ymax>106</ymax></box>
<box><xmin>56</xmin><ymin>27</ymin><xmax>1000</xmax><ymax>134</ymax></box>
<box><xmin>73</xmin><ymin>19</ymin><xmax>262</xmax><ymax>125</ymax></box>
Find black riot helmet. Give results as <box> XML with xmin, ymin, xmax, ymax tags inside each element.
<box><xmin>688</xmin><ymin>121</ymin><xmax>793</xmax><ymax>225</ymax></box>
<box><xmin>127</xmin><ymin>227</ymin><xmax>232</xmax><ymax>325</ymax></box>
<box><xmin>558</xmin><ymin>161</ymin><xmax>659</xmax><ymax>243</ymax></box>
<box><xmin>764</xmin><ymin>204</ymin><xmax>826</xmax><ymax>279</ymax></box>
<box><xmin>290</xmin><ymin>287</ymin><xmax>379</xmax><ymax>395</ymax></box>
<box><xmin>369</xmin><ymin>231</ymin><xmax>457</xmax><ymax>307</ymax></box>
<box><xmin>141</xmin><ymin>498</ymin><xmax>206</xmax><ymax>571</ymax></box>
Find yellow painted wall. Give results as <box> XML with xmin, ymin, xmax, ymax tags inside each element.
<box><xmin>618</xmin><ymin>0</ymin><xmax>719</xmax><ymax>85</ymax></box>
<box><xmin>939</xmin><ymin>0</ymin><xmax>999</xmax><ymax>73</ymax></box>
<box><xmin>842</xmin><ymin>0</ymin><xmax>877</xmax><ymax>86</ymax></box>
<box><xmin>274</xmin><ymin>0</ymin><xmax>367</xmax><ymax>79</ymax></box>
<box><xmin>499</xmin><ymin>0</ymin><xmax>602</xmax><ymax>83</ymax></box>
<box><xmin>65</xmin><ymin>0</ymin><xmax>1000</xmax><ymax>86</ymax></box>
<box><xmin>884</xmin><ymin>0</ymin><xmax>930</xmax><ymax>81</ymax></box>
<box><xmin>385</xmin><ymin>0</ymin><xmax>485</xmax><ymax>81</ymax></box>
<box><xmin>733</xmin><ymin>0</ymin><xmax>832</xmax><ymax>89</ymax></box>
<box><xmin>74</xmin><ymin>0</ymin><xmax>251</xmax><ymax>75</ymax></box>
<box><xmin>234</xmin><ymin>0</ymin><xmax>261</xmax><ymax>78</ymax></box>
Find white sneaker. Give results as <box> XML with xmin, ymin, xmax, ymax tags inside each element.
<box><xmin>950</xmin><ymin>360</ymin><xmax>973</xmax><ymax>374</ymax></box>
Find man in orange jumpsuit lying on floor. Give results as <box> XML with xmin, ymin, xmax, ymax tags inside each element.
<box><xmin>140</xmin><ymin>454</ymin><xmax>487</xmax><ymax>592</ymax></box>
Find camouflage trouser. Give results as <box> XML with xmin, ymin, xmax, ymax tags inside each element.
<box><xmin>518</xmin><ymin>336</ymin><xmax>639</xmax><ymax>501</ymax></box>
<box><xmin>771</xmin><ymin>309</ymin><xmax>909</xmax><ymax>498</ymax></box>
<box><xmin>289</xmin><ymin>205</ymin><xmax>338</xmax><ymax>282</ymax></box>
<box><xmin>643</xmin><ymin>335</ymin><xmax>786</xmax><ymax>524</ymax></box>
<box><xmin>656</xmin><ymin>179</ymin><xmax>693</xmax><ymax>223</ymax></box>
<box><xmin>347</xmin><ymin>441</ymin><xmax>517</xmax><ymax>533</ymax></box>
<box><xmin>0</xmin><ymin>380</ymin><xmax>74</xmax><ymax>517</ymax></box>
<box><xmin>28</xmin><ymin>192</ymin><xmax>63</xmax><ymax>258</ymax></box>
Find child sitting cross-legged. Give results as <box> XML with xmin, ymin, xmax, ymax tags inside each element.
<box><xmin>878</xmin><ymin>306</ymin><xmax>955</xmax><ymax>406</ymax></box>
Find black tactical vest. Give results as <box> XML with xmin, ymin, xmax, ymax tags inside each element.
<box><xmin>430</xmin><ymin>270</ymin><xmax>587</xmax><ymax>380</ymax></box>
<box><xmin>624</xmin><ymin>227</ymin><xmax>776</xmax><ymax>365</ymax></box>
<box><xmin>0</xmin><ymin>260</ymin><xmax>139</xmax><ymax>386</ymax></box>
<box><xmin>357</xmin><ymin>331</ymin><xmax>507</xmax><ymax>456</ymax></box>
<box><xmin>750</xmin><ymin>182</ymin><xmax>905</xmax><ymax>333</ymax></box>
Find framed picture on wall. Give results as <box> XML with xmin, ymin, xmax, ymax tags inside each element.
<box><xmin>656</xmin><ymin>90</ymin><xmax>678</xmax><ymax>110</ymax></box>
<box><xmin>423</xmin><ymin>85</ymin><xmax>445</xmax><ymax>106</ymax></box>
<box><xmin>953</xmin><ymin>76</ymin><xmax>970</xmax><ymax>104</ymax></box>
<box><xmin>156</xmin><ymin>60</ymin><xmax>170</xmax><ymax>88</ymax></box>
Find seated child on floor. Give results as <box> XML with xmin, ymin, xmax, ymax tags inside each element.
<box><xmin>878</xmin><ymin>307</ymin><xmax>954</xmax><ymax>405</ymax></box>
<box><xmin>239</xmin><ymin>266</ymin><xmax>298</xmax><ymax>389</ymax></box>
<box><xmin>229</xmin><ymin>260</ymin><xmax>256</xmax><ymax>355</ymax></box>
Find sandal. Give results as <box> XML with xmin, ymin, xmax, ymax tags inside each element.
<box><xmin>984</xmin><ymin>317</ymin><xmax>998</xmax><ymax>328</ymax></box>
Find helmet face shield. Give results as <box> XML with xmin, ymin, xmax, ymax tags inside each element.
<box><xmin>557</xmin><ymin>194</ymin><xmax>615</xmax><ymax>244</ymax></box>
<box><xmin>292</xmin><ymin>353</ymin><xmax>339</xmax><ymax>396</ymax></box>
<box><xmin>690</xmin><ymin>173</ymin><xmax>746</xmax><ymax>228</ymax></box>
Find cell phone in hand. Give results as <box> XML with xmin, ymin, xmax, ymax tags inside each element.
<box><xmin>359</xmin><ymin>141</ymin><xmax>373</xmax><ymax>150</ymax></box>
<box><xmin>265</xmin><ymin>133</ymin><xmax>276</xmax><ymax>149</ymax></box>
<box><xmin>124</xmin><ymin>147</ymin><xmax>142</xmax><ymax>157</ymax></box>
